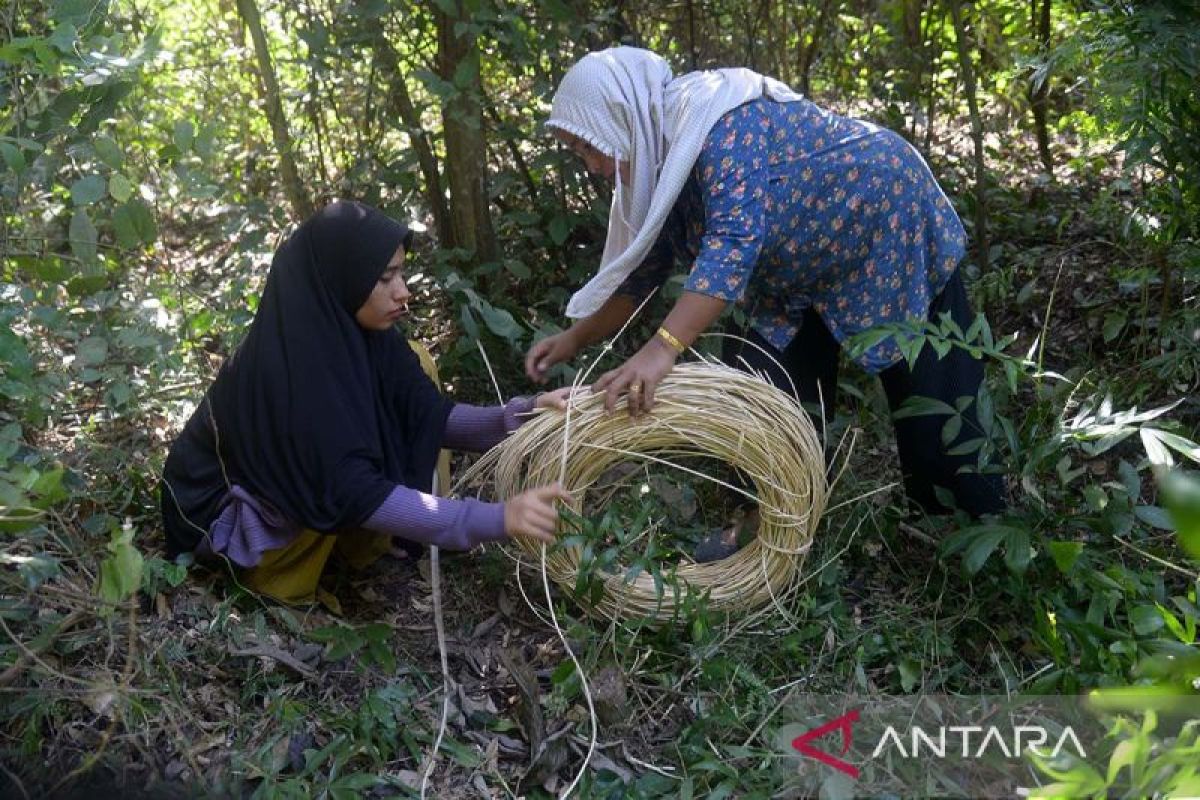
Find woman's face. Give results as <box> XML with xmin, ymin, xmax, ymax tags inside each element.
<box><xmin>355</xmin><ymin>244</ymin><xmax>411</xmax><ymax>331</ymax></box>
<box><xmin>553</xmin><ymin>129</ymin><xmax>631</xmax><ymax>185</ymax></box>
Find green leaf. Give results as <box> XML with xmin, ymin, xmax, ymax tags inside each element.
<box><xmin>1004</xmin><ymin>360</ymin><xmax>1020</xmax><ymax>393</ymax></box>
<box><xmin>961</xmin><ymin>526</ymin><xmax>1010</xmax><ymax>574</ymax></box>
<box><xmin>53</xmin><ymin>0</ymin><xmax>95</xmax><ymax>27</ymax></box>
<box><xmin>14</xmin><ymin>553</ymin><xmax>60</xmax><ymax>589</ymax></box>
<box><xmin>172</xmin><ymin>119</ymin><xmax>194</xmax><ymax>152</ymax></box>
<box><xmin>46</xmin><ymin>22</ymin><xmax>80</xmax><ymax>53</ymax></box>
<box><xmin>69</xmin><ymin>208</ymin><xmax>98</xmax><ymax>262</ymax></box>
<box><xmin>897</xmin><ymin>657</ymin><xmax>921</xmax><ymax>692</ymax></box>
<box><xmin>194</xmin><ymin>124</ymin><xmax>217</xmax><ymax>160</ymax></box>
<box><xmin>941</xmin><ymin>414</ymin><xmax>962</xmax><ymax>446</ymax></box>
<box><xmin>451</xmin><ymin>58</ymin><xmax>476</xmax><ymax>90</ymax></box>
<box><xmin>31</xmin><ymin>466</ymin><xmax>69</xmax><ymax>507</ymax></box>
<box><xmin>0</xmin><ymin>142</ymin><xmax>26</xmax><ymax>172</ymax></box>
<box><xmin>330</xmin><ymin>773</ymin><xmax>377</xmax><ymax>793</ymax></box>
<box><xmin>0</xmin><ymin>506</ymin><xmax>44</xmax><ymax>534</ymax></box>
<box><xmin>1153</xmin><ymin>430</ymin><xmax>1200</xmax><ymax>465</ymax></box>
<box><xmin>550</xmin><ymin>658</ymin><xmax>575</xmax><ymax>685</ymax></box>
<box><xmin>548</xmin><ymin>214</ymin><xmax>571</xmax><ymax>245</ymax></box>
<box><xmin>108</xmin><ymin>173</ymin><xmax>133</xmax><ymax>202</ymax></box>
<box><xmin>1102</xmin><ymin>310</ymin><xmax>1127</xmax><ymax>342</ymax></box>
<box><xmin>845</xmin><ymin>326</ymin><xmax>893</xmax><ymax>358</ymax></box>
<box><xmin>1004</xmin><ymin>527</ymin><xmax>1032</xmax><ymax>574</ymax></box>
<box><xmin>93</xmin><ymin>134</ymin><xmax>123</xmax><ymax>168</ymax></box>
<box><xmin>976</xmin><ymin>387</ymin><xmax>994</xmax><ymax>436</ymax></box>
<box><xmin>1156</xmin><ymin>602</ymin><xmax>1188</xmax><ymax>642</ymax></box>
<box><xmin>945</xmin><ymin>437</ymin><xmax>985</xmax><ymax>456</ymax></box>
<box><xmin>70</xmin><ymin>174</ymin><xmax>107</xmax><ymax>206</ymax></box>
<box><xmin>1118</xmin><ymin>460</ymin><xmax>1141</xmax><ymax>499</ymax></box>
<box><xmin>1130</xmin><ymin>605</ymin><xmax>1164</xmax><ymax>636</ymax></box>
<box><xmin>1083</xmin><ymin>484</ymin><xmax>1107</xmax><ymax>511</ymax></box>
<box><xmin>503</xmin><ymin>259</ymin><xmax>531</xmax><ymax>279</ymax></box>
<box><xmin>1140</xmin><ymin>428</ymin><xmax>1200</xmax><ymax>468</ymax></box>
<box><xmin>1134</xmin><ymin>504</ymin><xmax>1174</xmax><ymax>530</ymax></box>
<box><xmin>413</xmin><ymin>68</ymin><xmax>456</xmax><ymax>100</ymax></box>
<box><xmin>112</xmin><ymin>198</ymin><xmax>157</xmax><ymax>248</ymax></box>
<box><xmin>98</xmin><ymin>525</ymin><xmax>144</xmax><ymax>604</ymax></box>
<box><xmin>76</xmin><ymin>336</ymin><xmax>108</xmax><ymax>367</ymax></box>
<box><xmin>327</xmin><ymin>630</ymin><xmax>364</xmax><ymax>661</ymax></box>
<box><xmin>893</xmin><ymin>395</ymin><xmax>956</xmax><ymax>420</ymax></box>
<box><xmin>475</xmin><ymin>299</ymin><xmax>521</xmax><ymax>341</ymax></box>
<box><xmin>459</xmin><ymin>304</ymin><xmax>480</xmax><ymax>340</ymax></box>
<box><xmin>366</xmin><ymin>640</ymin><xmax>396</xmax><ymax>672</ymax></box>
<box><xmin>1046</xmin><ymin>541</ymin><xmax>1084</xmax><ymax>573</ymax></box>
<box><xmin>1105</xmin><ymin>739</ymin><xmax>1140</xmax><ymax>787</ymax></box>
<box><xmin>1016</xmin><ymin>279</ymin><xmax>1036</xmax><ymax>305</ymax></box>
<box><xmin>1160</xmin><ymin>470</ymin><xmax>1200</xmax><ymax>560</ymax></box>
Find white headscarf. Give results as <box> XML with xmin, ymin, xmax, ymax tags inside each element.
<box><xmin>547</xmin><ymin>47</ymin><xmax>805</xmax><ymax>319</ymax></box>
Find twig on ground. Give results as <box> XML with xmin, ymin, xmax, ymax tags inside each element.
<box><xmin>229</xmin><ymin>644</ymin><xmax>316</xmax><ymax>678</ymax></box>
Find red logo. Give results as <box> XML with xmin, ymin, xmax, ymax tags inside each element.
<box><xmin>791</xmin><ymin>709</ymin><xmax>861</xmax><ymax>778</ymax></box>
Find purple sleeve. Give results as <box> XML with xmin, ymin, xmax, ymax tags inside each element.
<box><xmin>442</xmin><ymin>395</ymin><xmax>538</xmax><ymax>452</ymax></box>
<box><xmin>362</xmin><ymin>485</ymin><xmax>507</xmax><ymax>551</ymax></box>
<box><xmin>197</xmin><ymin>485</ymin><xmax>302</xmax><ymax>568</ymax></box>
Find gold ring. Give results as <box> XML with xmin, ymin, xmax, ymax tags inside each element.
<box><xmin>629</xmin><ymin>382</ymin><xmax>642</xmax><ymax>393</ymax></box>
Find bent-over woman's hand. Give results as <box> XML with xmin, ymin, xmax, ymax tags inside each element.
<box><xmin>504</xmin><ymin>483</ymin><xmax>572</xmax><ymax>543</ymax></box>
<box><xmin>593</xmin><ymin>336</ymin><xmax>679</xmax><ymax>416</ymax></box>
<box><xmin>525</xmin><ymin>330</ymin><xmax>581</xmax><ymax>384</ymax></box>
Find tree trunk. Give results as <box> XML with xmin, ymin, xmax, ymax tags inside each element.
<box><xmin>923</xmin><ymin>5</ymin><xmax>942</xmax><ymax>153</ymax></box>
<box><xmin>796</xmin><ymin>0</ymin><xmax>835</xmax><ymax>97</ymax></box>
<box><xmin>948</xmin><ymin>0</ymin><xmax>989</xmax><ymax>272</ymax></box>
<box><xmin>234</xmin><ymin>0</ymin><xmax>312</xmax><ymax>221</ymax></box>
<box><xmin>483</xmin><ymin>99</ymin><xmax>539</xmax><ymax>205</ymax></box>
<box><xmin>365</xmin><ymin>21</ymin><xmax>453</xmax><ymax>246</ymax></box>
<box><xmin>436</xmin><ymin>0</ymin><xmax>497</xmax><ymax>267</ymax></box>
<box><xmin>1029</xmin><ymin>0</ymin><xmax>1054</xmax><ymax>176</ymax></box>
<box><xmin>686</xmin><ymin>0</ymin><xmax>698</xmax><ymax>70</ymax></box>
<box><xmin>903</xmin><ymin>0</ymin><xmax>927</xmax><ymax>141</ymax></box>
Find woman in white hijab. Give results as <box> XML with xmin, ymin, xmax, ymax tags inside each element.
<box><xmin>527</xmin><ymin>47</ymin><xmax>1004</xmax><ymax>517</ymax></box>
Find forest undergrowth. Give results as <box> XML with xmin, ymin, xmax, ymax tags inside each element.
<box><xmin>3</xmin><ymin>133</ymin><xmax>1198</xmax><ymax>798</ymax></box>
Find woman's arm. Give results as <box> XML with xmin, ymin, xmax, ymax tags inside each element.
<box><xmin>593</xmin><ymin>291</ymin><xmax>728</xmax><ymax>413</ymax></box>
<box><xmin>442</xmin><ymin>387</ymin><xmax>578</xmax><ymax>453</ymax></box>
<box><xmin>595</xmin><ymin>103</ymin><xmax>770</xmax><ymax>414</ymax></box>
<box><xmin>567</xmin><ymin>292</ymin><xmax>638</xmax><ymax>348</ymax></box>
<box><xmin>364</xmin><ymin>485</ymin><xmax>506</xmax><ymax>550</ymax></box>
<box><xmin>525</xmin><ymin>293</ymin><xmax>636</xmax><ymax>383</ymax></box>
<box><xmin>442</xmin><ymin>396</ymin><xmax>537</xmax><ymax>453</ymax></box>
<box><xmin>364</xmin><ymin>482</ymin><xmax>570</xmax><ymax>549</ymax></box>
<box><xmin>526</xmin><ymin>222</ymin><xmax>677</xmax><ymax>383</ymax></box>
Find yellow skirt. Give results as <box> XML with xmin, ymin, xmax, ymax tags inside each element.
<box><xmin>238</xmin><ymin>340</ymin><xmax>451</xmax><ymax>606</ymax></box>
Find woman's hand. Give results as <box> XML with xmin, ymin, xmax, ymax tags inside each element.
<box><xmin>593</xmin><ymin>336</ymin><xmax>678</xmax><ymax>416</ymax></box>
<box><xmin>504</xmin><ymin>483</ymin><xmax>572</xmax><ymax>543</ymax></box>
<box><xmin>525</xmin><ymin>330</ymin><xmax>581</xmax><ymax>384</ymax></box>
<box><xmin>535</xmin><ymin>385</ymin><xmax>588</xmax><ymax>411</ymax></box>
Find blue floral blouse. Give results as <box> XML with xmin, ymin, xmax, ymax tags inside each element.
<box><xmin>617</xmin><ymin>98</ymin><xmax>965</xmax><ymax>373</ymax></box>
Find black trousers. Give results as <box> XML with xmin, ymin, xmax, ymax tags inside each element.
<box><xmin>722</xmin><ymin>271</ymin><xmax>1006</xmax><ymax>516</ymax></box>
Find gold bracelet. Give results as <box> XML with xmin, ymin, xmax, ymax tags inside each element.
<box><xmin>656</xmin><ymin>326</ymin><xmax>687</xmax><ymax>354</ymax></box>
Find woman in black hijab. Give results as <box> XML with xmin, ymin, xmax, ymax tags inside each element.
<box><xmin>161</xmin><ymin>201</ymin><xmax>571</xmax><ymax>604</ymax></box>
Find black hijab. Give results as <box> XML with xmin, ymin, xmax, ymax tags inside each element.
<box><xmin>162</xmin><ymin>201</ymin><xmax>453</xmax><ymax>549</ymax></box>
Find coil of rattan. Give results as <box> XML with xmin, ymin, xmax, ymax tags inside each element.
<box><xmin>464</xmin><ymin>360</ymin><xmax>828</xmax><ymax>622</ymax></box>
